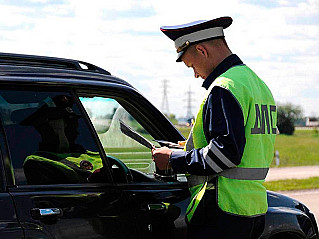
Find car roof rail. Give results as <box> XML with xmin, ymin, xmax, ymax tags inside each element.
<box><xmin>0</xmin><ymin>52</ymin><xmax>111</xmax><ymax>75</ymax></box>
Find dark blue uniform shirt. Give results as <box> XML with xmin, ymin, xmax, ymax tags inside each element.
<box><xmin>170</xmin><ymin>54</ymin><xmax>246</xmax><ymax>175</ymax></box>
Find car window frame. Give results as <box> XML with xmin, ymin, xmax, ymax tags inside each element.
<box><xmin>0</xmin><ymin>125</ymin><xmax>9</xmax><ymax>191</ymax></box>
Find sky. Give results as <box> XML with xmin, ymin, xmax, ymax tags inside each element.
<box><xmin>0</xmin><ymin>0</ymin><xmax>318</xmax><ymax>118</ymax></box>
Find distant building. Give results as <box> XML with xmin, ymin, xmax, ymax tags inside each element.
<box><xmin>305</xmin><ymin>117</ymin><xmax>319</xmax><ymax>127</ymax></box>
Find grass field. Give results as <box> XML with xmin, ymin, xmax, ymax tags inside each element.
<box><xmin>177</xmin><ymin>127</ymin><xmax>319</xmax><ymax>167</ymax></box>
<box><xmin>272</xmin><ymin>129</ymin><xmax>319</xmax><ymax>167</ymax></box>
<box><xmin>106</xmin><ymin>147</ymin><xmax>153</xmax><ymax>173</ymax></box>
<box><xmin>177</xmin><ymin>127</ymin><xmax>192</xmax><ymax>139</ymax></box>
<box><xmin>264</xmin><ymin>177</ymin><xmax>319</xmax><ymax>191</ymax></box>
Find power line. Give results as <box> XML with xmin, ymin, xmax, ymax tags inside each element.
<box><xmin>161</xmin><ymin>79</ymin><xmax>169</xmax><ymax>115</ymax></box>
<box><xmin>186</xmin><ymin>85</ymin><xmax>194</xmax><ymax>119</ymax></box>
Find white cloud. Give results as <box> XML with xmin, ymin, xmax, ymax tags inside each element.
<box><xmin>0</xmin><ymin>0</ymin><xmax>318</xmax><ymax>118</ymax></box>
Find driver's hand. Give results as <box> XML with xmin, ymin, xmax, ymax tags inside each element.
<box><xmin>87</xmin><ymin>168</ymin><xmax>104</xmax><ymax>183</ymax></box>
<box><xmin>152</xmin><ymin>147</ymin><xmax>173</xmax><ymax>170</ymax></box>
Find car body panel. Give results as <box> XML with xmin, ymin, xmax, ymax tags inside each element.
<box><xmin>264</xmin><ymin>191</ymin><xmax>319</xmax><ymax>238</ymax></box>
<box><xmin>0</xmin><ymin>193</ymin><xmax>24</xmax><ymax>239</ymax></box>
<box><xmin>8</xmin><ymin>184</ymin><xmax>141</xmax><ymax>239</ymax></box>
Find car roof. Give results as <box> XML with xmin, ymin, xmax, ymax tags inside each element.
<box><xmin>0</xmin><ymin>52</ymin><xmax>133</xmax><ymax>87</ymax></box>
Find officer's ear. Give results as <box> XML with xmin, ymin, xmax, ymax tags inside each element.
<box><xmin>195</xmin><ymin>44</ymin><xmax>208</xmax><ymax>59</ymax></box>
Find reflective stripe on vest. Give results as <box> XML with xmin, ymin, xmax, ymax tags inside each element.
<box><xmin>186</xmin><ymin>179</ymin><xmax>207</xmax><ymax>222</ymax></box>
<box><xmin>186</xmin><ymin>132</ymin><xmax>269</xmax><ymax>185</ymax></box>
<box><xmin>219</xmin><ymin>167</ymin><xmax>269</xmax><ymax>180</ymax></box>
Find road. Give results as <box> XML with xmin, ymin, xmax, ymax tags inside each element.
<box><xmin>266</xmin><ymin>165</ymin><xmax>319</xmax><ymax>181</ymax></box>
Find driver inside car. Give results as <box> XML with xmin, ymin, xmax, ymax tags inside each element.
<box><xmin>21</xmin><ymin>95</ymin><xmax>104</xmax><ymax>185</ymax></box>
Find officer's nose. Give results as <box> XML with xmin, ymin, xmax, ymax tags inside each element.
<box><xmin>194</xmin><ymin>71</ymin><xmax>200</xmax><ymax>78</ymax></box>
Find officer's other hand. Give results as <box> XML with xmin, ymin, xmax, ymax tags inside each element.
<box><xmin>152</xmin><ymin>147</ymin><xmax>173</xmax><ymax>170</ymax></box>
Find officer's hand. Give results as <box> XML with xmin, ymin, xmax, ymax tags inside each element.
<box><xmin>152</xmin><ymin>147</ymin><xmax>173</xmax><ymax>170</ymax></box>
<box><xmin>178</xmin><ymin>141</ymin><xmax>186</xmax><ymax>147</ymax></box>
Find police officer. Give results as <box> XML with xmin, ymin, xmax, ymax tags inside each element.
<box><xmin>152</xmin><ymin>17</ymin><xmax>277</xmax><ymax>238</ymax></box>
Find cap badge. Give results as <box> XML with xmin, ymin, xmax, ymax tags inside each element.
<box><xmin>177</xmin><ymin>41</ymin><xmax>190</xmax><ymax>53</ymax></box>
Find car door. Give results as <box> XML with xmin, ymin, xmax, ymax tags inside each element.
<box><xmin>0</xmin><ymin>139</ymin><xmax>24</xmax><ymax>239</ymax></box>
<box><xmin>77</xmin><ymin>86</ymin><xmax>190</xmax><ymax>239</ymax></box>
<box><xmin>0</xmin><ymin>86</ymin><xmax>138</xmax><ymax>239</ymax></box>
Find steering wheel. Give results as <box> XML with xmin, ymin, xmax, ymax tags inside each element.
<box><xmin>107</xmin><ymin>155</ymin><xmax>133</xmax><ymax>183</ymax></box>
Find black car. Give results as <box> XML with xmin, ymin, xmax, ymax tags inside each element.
<box><xmin>0</xmin><ymin>52</ymin><xmax>317</xmax><ymax>239</ymax></box>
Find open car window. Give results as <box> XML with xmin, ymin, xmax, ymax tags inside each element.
<box><xmin>0</xmin><ymin>88</ymin><xmax>107</xmax><ymax>185</ymax></box>
<box><xmin>79</xmin><ymin>96</ymin><xmax>161</xmax><ymax>180</ymax></box>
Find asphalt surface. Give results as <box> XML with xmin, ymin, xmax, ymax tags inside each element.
<box><xmin>266</xmin><ymin>166</ymin><xmax>319</xmax><ymax>224</ymax></box>
<box><xmin>266</xmin><ymin>165</ymin><xmax>319</xmax><ymax>181</ymax></box>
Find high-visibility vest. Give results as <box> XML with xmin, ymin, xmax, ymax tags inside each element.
<box><xmin>185</xmin><ymin>65</ymin><xmax>277</xmax><ymax>222</ymax></box>
<box><xmin>24</xmin><ymin>150</ymin><xmax>103</xmax><ymax>183</ymax></box>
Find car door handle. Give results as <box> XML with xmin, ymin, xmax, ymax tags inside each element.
<box><xmin>147</xmin><ymin>203</ymin><xmax>167</xmax><ymax>212</ymax></box>
<box><xmin>31</xmin><ymin>208</ymin><xmax>62</xmax><ymax>220</ymax></box>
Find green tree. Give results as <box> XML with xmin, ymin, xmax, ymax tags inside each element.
<box><xmin>277</xmin><ymin>103</ymin><xmax>303</xmax><ymax>135</ymax></box>
<box><xmin>165</xmin><ymin>113</ymin><xmax>178</xmax><ymax>125</ymax></box>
